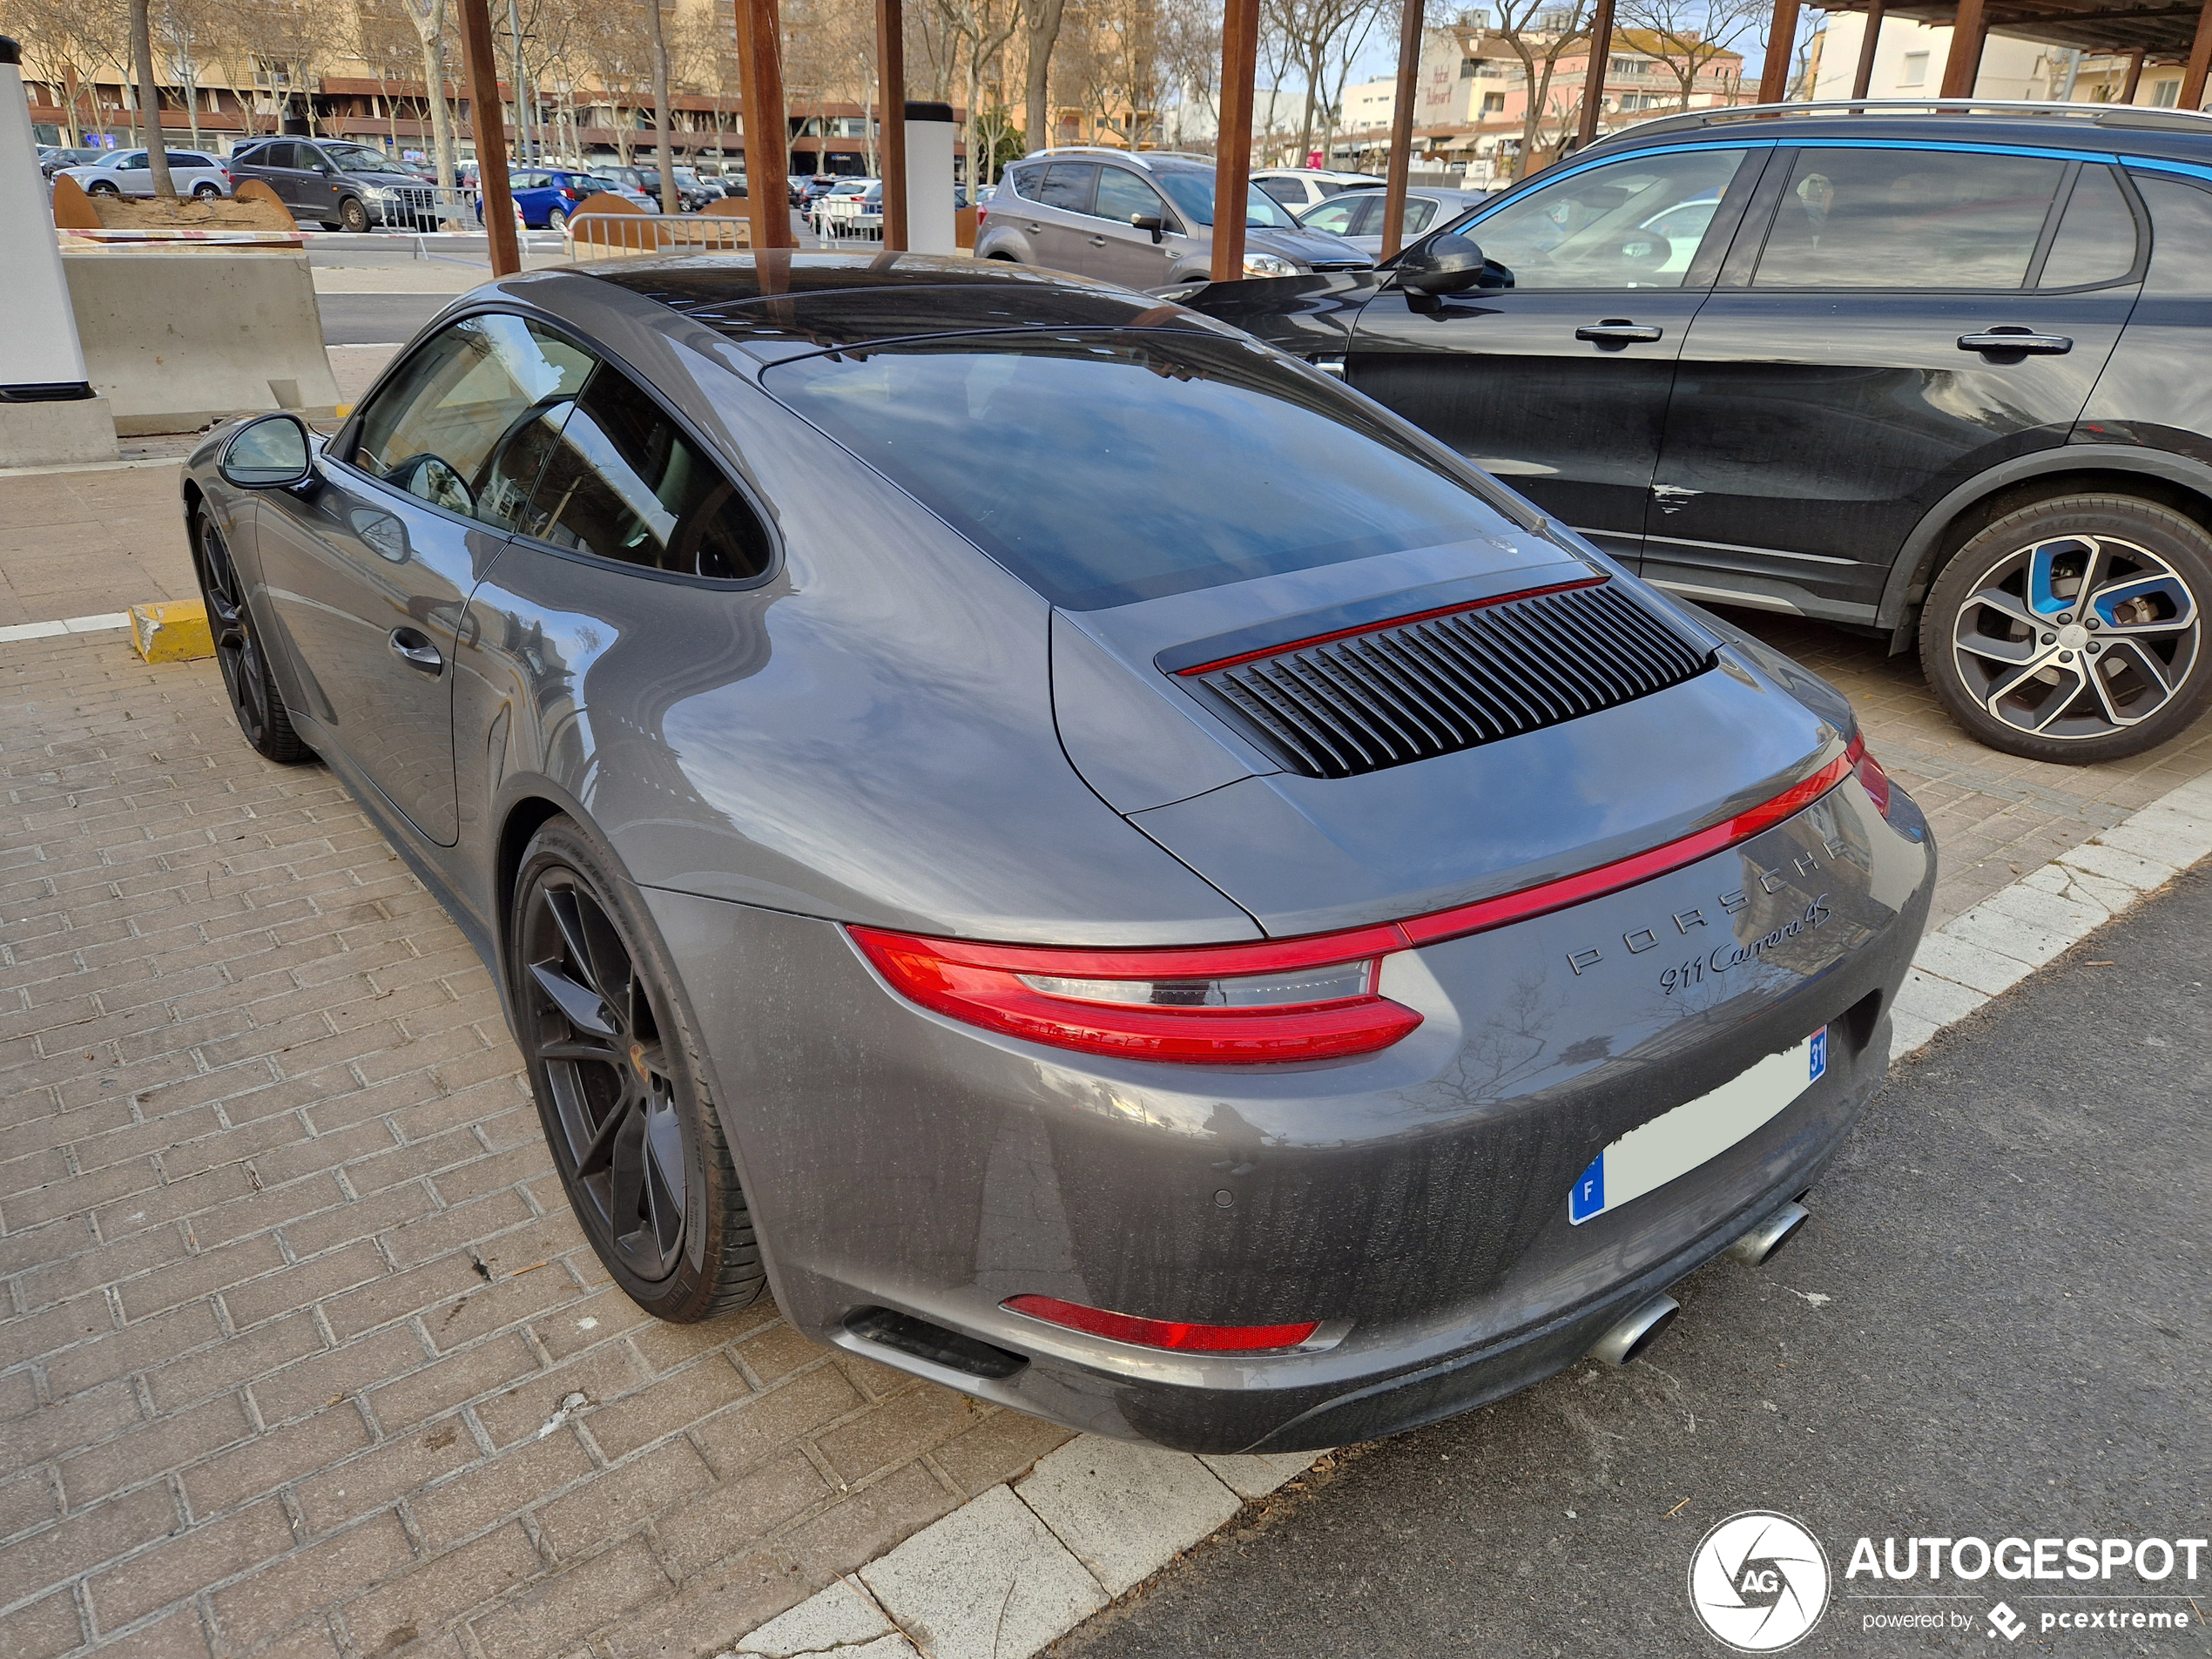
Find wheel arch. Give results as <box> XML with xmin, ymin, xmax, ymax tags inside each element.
<box><xmin>1880</xmin><ymin>446</ymin><xmax>2212</xmax><ymax>650</ymax></box>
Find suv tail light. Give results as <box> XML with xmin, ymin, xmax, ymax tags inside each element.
<box><xmin>1005</xmin><ymin>1294</ymin><xmax>1318</xmax><ymax>1352</ymax></box>
<box><xmin>847</xmin><ymin>925</ymin><xmax>1420</xmax><ymax>1064</ymax></box>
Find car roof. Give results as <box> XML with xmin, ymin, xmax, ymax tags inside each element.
<box><xmin>1582</xmin><ymin>98</ymin><xmax>2212</xmax><ymax>166</ymax></box>
<box><xmin>570</xmin><ymin>251</ymin><xmax>1231</xmax><ymax>354</ymax></box>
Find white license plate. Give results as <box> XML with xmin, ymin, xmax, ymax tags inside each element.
<box><xmin>1568</xmin><ymin>1028</ymin><xmax>1827</xmax><ymax>1225</ymax></box>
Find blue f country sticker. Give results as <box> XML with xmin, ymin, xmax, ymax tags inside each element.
<box><xmin>1809</xmin><ymin>1026</ymin><xmax>1828</xmax><ymax>1082</ymax></box>
<box><xmin>1568</xmin><ymin>1153</ymin><xmax>1606</xmax><ymax>1224</ymax></box>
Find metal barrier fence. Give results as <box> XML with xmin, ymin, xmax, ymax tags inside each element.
<box><xmin>816</xmin><ymin>196</ymin><xmax>883</xmax><ymax>239</ymax></box>
<box><xmin>563</xmin><ymin>212</ymin><xmax>752</xmax><ymax>260</ymax></box>
<box><xmin>378</xmin><ymin>184</ymin><xmax>481</xmax><ymax>233</ymax></box>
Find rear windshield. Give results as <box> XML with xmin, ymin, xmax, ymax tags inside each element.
<box><xmin>763</xmin><ymin>330</ymin><xmax>1507</xmax><ymax>609</ymax></box>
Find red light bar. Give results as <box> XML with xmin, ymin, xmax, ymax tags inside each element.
<box><xmin>852</xmin><ymin>743</ymin><xmax>1865</xmax><ymax>1062</ymax></box>
<box><xmin>1005</xmin><ymin>1294</ymin><xmax>1318</xmax><ymax>1352</ymax></box>
<box><xmin>1174</xmin><ymin>577</ymin><xmax>1611</xmax><ymax>677</ymax></box>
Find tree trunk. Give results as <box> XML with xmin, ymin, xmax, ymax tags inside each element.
<box><xmin>131</xmin><ymin>0</ymin><xmax>176</xmax><ymax>199</ymax></box>
<box><xmin>644</xmin><ymin>0</ymin><xmax>677</xmax><ymax>208</ymax></box>
<box><xmin>416</xmin><ymin>28</ymin><xmax>456</xmax><ymax>188</ymax></box>
<box><xmin>1024</xmin><ymin>0</ymin><xmax>1065</xmax><ymax>156</ymax></box>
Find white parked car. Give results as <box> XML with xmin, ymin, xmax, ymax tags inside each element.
<box><xmin>64</xmin><ymin>148</ymin><xmax>232</xmax><ymax>200</ymax></box>
<box><xmin>1251</xmin><ymin>167</ymin><xmax>1384</xmax><ymax>213</ymax></box>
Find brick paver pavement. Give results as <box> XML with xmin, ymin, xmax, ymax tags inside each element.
<box><xmin>3</xmin><ymin>466</ymin><xmax>2210</xmax><ymax>1659</ymax></box>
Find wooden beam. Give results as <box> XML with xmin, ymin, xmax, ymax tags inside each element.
<box><xmin>1851</xmin><ymin>0</ymin><xmax>1885</xmax><ymax>97</ymax></box>
<box><xmin>1577</xmin><ymin>0</ymin><xmax>1615</xmax><ymax>148</ymax></box>
<box><xmin>2121</xmin><ymin>46</ymin><xmax>2146</xmax><ymax>98</ymax></box>
<box><xmin>735</xmin><ymin>0</ymin><xmax>794</xmax><ymax>250</ymax></box>
<box><xmin>1210</xmin><ymin>0</ymin><xmax>1261</xmax><ymax>282</ymax></box>
<box><xmin>456</xmin><ymin>0</ymin><xmax>519</xmax><ymax>278</ymax></box>
<box><xmin>876</xmin><ymin>0</ymin><xmax>908</xmax><ymax>249</ymax></box>
<box><xmin>1379</xmin><ymin>0</ymin><xmax>1426</xmax><ymax>260</ymax></box>
<box><xmin>2184</xmin><ymin>0</ymin><xmax>2212</xmax><ymax>106</ymax></box>
<box><xmin>1758</xmin><ymin>0</ymin><xmax>1802</xmax><ymax>103</ymax></box>
<box><xmin>1939</xmin><ymin>0</ymin><xmax>1988</xmax><ymax>95</ymax></box>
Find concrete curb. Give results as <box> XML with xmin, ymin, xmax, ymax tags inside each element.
<box><xmin>714</xmin><ymin>766</ymin><xmax>2212</xmax><ymax>1659</ymax></box>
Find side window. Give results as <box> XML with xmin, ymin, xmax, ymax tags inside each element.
<box><xmin>1095</xmin><ymin>166</ymin><xmax>1168</xmax><ymax>225</ymax></box>
<box><xmin>120</xmin><ymin>152</ymin><xmax>150</xmax><ymax>170</ymax></box>
<box><xmin>1754</xmin><ymin>147</ymin><xmax>2066</xmax><ymax>290</ymax></box>
<box><xmin>2038</xmin><ymin>165</ymin><xmax>2139</xmax><ymax>288</ymax></box>
<box><xmin>2135</xmin><ymin>177</ymin><xmax>2212</xmax><ymax>294</ymax></box>
<box><xmin>1301</xmin><ymin>198</ymin><xmax>1362</xmax><ymax>236</ymax></box>
<box><xmin>351</xmin><ymin>314</ymin><xmax>594</xmax><ymax>531</ymax></box>
<box><xmin>1403</xmin><ymin>197</ymin><xmax>1439</xmax><ymax>236</ymax></box>
<box><xmin>1257</xmin><ymin>177</ymin><xmax>1304</xmax><ymax>206</ymax></box>
<box><xmin>522</xmin><ymin>365</ymin><xmax>772</xmax><ymax>582</ymax></box>
<box><xmin>261</xmin><ymin>142</ymin><xmax>297</xmax><ymax>169</ymax></box>
<box><xmin>1037</xmin><ymin>162</ymin><xmax>1098</xmax><ymax>214</ymax></box>
<box><xmin>1466</xmin><ymin>147</ymin><xmax>1750</xmax><ymax>289</ymax></box>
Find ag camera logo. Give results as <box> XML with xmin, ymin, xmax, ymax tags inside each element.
<box><xmin>1689</xmin><ymin>1511</ymin><xmax>1832</xmax><ymax>1651</ymax></box>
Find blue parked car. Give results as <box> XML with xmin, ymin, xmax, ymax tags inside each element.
<box><xmin>483</xmin><ymin>168</ymin><xmax>602</xmax><ymax>230</ymax></box>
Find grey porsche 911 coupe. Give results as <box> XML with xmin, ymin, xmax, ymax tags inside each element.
<box><xmin>181</xmin><ymin>251</ymin><xmax>1933</xmax><ymax>1453</ymax></box>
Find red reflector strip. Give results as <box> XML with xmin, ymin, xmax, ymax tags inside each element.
<box><xmin>1173</xmin><ymin>577</ymin><xmax>1611</xmax><ymax>677</ymax></box>
<box><xmin>1004</xmin><ymin>1294</ymin><xmax>1318</xmax><ymax>1352</ymax></box>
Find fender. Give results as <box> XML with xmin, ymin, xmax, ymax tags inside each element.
<box><xmin>1878</xmin><ymin>442</ymin><xmax>2212</xmax><ymax>644</ymax></box>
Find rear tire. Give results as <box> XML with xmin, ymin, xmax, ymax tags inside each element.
<box><xmin>192</xmin><ymin>182</ymin><xmax>220</xmax><ymax>199</ymax></box>
<box><xmin>511</xmin><ymin>817</ymin><xmax>765</xmax><ymax>1322</ymax></box>
<box><xmin>548</xmin><ymin>206</ymin><xmax>569</xmax><ymax>231</ymax></box>
<box><xmin>1920</xmin><ymin>494</ymin><xmax>2212</xmax><ymax>763</ymax></box>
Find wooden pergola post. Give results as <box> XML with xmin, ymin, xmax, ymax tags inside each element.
<box><xmin>1210</xmin><ymin>0</ymin><xmax>1261</xmax><ymax>281</ymax></box>
<box><xmin>457</xmin><ymin>0</ymin><xmax>519</xmax><ymax>278</ymax></box>
<box><xmin>2120</xmin><ymin>48</ymin><xmax>2146</xmax><ymax>99</ymax></box>
<box><xmin>1577</xmin><ymin>0</ymin><xmax>1616</xmax><ymax>148</ymax></box>
<box><xmin>1851</xmin><ymin>0</ymin><xmax>1885</xmax><ymax>98</ymax></box>
<box><xmin>876</xmin><ymin>0</ymin><xmax>908</xmax><ymax>248</ymax></box>
<box><xmin>736</xmin><ymin>0</ymin><xmax>795</xmax><ymax>250</ymax></box>
<box><xmin>2183</xmin><ymin>0</ymin><xmax>2212</xmax><ymax>108</ymax></box>
<box><xmin>1939</xmin><ymin>0</ymin><xmax>1988</xmax><ymax>96</ymax></box>
<box><xmin>1758</xmin><ymin>0</ymin><xmax>1802</xmax><ymax>103</ymax></box>
<box><xmin>1378</xmin><ymin>0</ymin><xmax>1425</xmax><ymax>260</ymax></box>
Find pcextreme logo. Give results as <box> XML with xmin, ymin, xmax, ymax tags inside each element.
<box><xmin>1689</xmin><ymin>1512</ymin><xmax>1833</xmax><ymax>1652</ymax></box>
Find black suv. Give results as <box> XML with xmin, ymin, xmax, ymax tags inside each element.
<box><xmin>1182</xmin><ymin>102</ymin><xmax>2212</xmax><ymax>763</ymax></box>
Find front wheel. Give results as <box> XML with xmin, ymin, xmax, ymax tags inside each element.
<box><xmin>192</xmin><ymin>509</ymin><xmax>313</xmax><ymax>764</ymax></box>
<box><xmin>1921</xmin><ymin>495</ymin><xmax>2212</xmax><ymax>763</ymax></box>
<box><xmin>511</xmin><ymin>818</ymin><xmax>765</xmax><ymax>1321</ymax></box>
<box><xmin>338</xmin><ymin>196</ymin><xmax>370</xmax><ymax>233</ymax></box>
<box><xmin>88</xmin><ymin>180</ymin><xmax>120</xmax><ymax>198</ymax></box>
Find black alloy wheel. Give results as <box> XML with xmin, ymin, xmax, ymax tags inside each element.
<box><xmin>512</xmin><ymin>818</ymin><xmax>764</xmax><ymax>1320</ymax></box>
<box><xmin>1923</xmin><ymin>495</ymin><xmax>2212</xmax><ymax>764</ymax></box>
<box><xmin>192</xmin><ymin>510</ymin><xmax>312</xmax><ymax>764</ymax></box>
<box><xmin>339</xmin><ymin>195</ymin><xmax>370</xmax><ymax>233</ymax></box>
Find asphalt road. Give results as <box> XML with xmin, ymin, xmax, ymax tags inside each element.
<box><xmin>319</xmin><ymin>291</ymin><xmax>448</xmax><ymax>346</ymax></box>
<box><xmin>1059</xmin><ymin>869</ymin><xmax>2211</xmax><ymax>1658</ymax></box>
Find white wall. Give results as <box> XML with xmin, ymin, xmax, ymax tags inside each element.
<box><xmin>1811</xmin><ymin>12</ymin><xmax>2053</xmax><ymax>100</ymax></box>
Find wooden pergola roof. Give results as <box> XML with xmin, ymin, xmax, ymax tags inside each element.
<box><xmin>1821</xmin><ymin>0</ymin><xmax>2212</xmax><ymax>57</ymax></box>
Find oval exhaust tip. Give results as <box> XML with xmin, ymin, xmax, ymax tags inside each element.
<box><xmin>1588</xmin><ymin>1292</ymin><xmax>1680</xmax><ymax>1367</ymax></box>
<box><xmin>1724</xmin><ymin>1200</ymin><xmax>1811</xmax><ymax>1268</ymax></box>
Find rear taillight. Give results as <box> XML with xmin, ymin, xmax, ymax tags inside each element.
<box><xmin>976</xmin><ymin>207</ymin><xmax>988</xmax><ymax>223</ymax></box>
<box><xmin>1846</xmin><ymin>733</ymin><xmax>1892</xmax><ymax>819</ymax></box>
<box><xmin>847</xmin><ymin>925</ymin><xmax>1420</xmax><ymax>1064</ymax></box>
<box><xmin>1005</xmin><ymin>1294</ymin><xmax>1318</xmax><ymax>1352</ymax></box>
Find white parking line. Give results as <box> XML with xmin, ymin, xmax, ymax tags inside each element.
<box><xmin>716</xmin><ymin>767</ymin><xmax>2212</xmax><ymax>1659</ymax></box>
<box><xmin>0</xmin><ymin>612</ymin><xmax>132</xmax><ymax>643</ymax></box>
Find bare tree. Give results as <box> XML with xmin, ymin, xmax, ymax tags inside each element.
<box><xmin>1615</xmin><ymin>0</ymin><xmax>1759</xmax><ymax>110</ymax></box>
<box><xmin>395</xmin><ymin>0</ymin><xmax>456</xmax><ymax>186</ymax></box>
<box><xmin>1023</xmin><ymin>0</ymin><xmax>1064</xmax><ymax>157</ymax></box>
<box><xmin>130</xmin><ymin>0</ymin><xmax>174</xmax><ymax>196</ymax></box>
<box><xmin>643</xmin><ymin>0</ymin><xmax>676</xmax><ymax>207</ymax></box>
<box><xmin>4</xmin><ymin>0</ymin><xmax>114</xmax><ymax>145</ymax></box>
<box><xmin>1262</xmin><ymin>0</ymin><xmax>1383</xmax><ymax>168</ymax></box>
<box><xmin>1487</xmin><ymin>0</ymin><xmax>1593</xmax><ymax>179</ymax></box>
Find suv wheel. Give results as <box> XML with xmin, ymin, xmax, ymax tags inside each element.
<box><xmin>1921</xmin><ymin>495</ymin><xmax>2211</xmax><ymax>763</ymax></box>
<box><xmin>87</xmin><ymin>180</ymin><xmax>119</xmax><ymax>197</ymax></box>
<box><xmin>192</xmin><ymin>182</ymin><xmax>220</xmax><ymax>199</ymax></box>
<box><xmin>338</xmin><ymin>195</ymin><xmax>370</xmax><ymax>233</ymax></box>
<box><xmin>511</xmin><ymin>818</ymin><xmax>765</xmax><ymax>1322</ymax></box>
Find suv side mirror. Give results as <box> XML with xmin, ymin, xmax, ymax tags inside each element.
<box><xmin>219</xmin><ymin>413</ymin><xmax>314</xmax><ymax>489</ymax></box>
<box><xmin>1396</xmin><ymin>232</ymin><xmax>1493</xmax><ymax>300</ymax></box>
<box><xmin>1130</xmin><ymin>212</ymin><xmax>1165</xmax><ymax>244</ymax></box>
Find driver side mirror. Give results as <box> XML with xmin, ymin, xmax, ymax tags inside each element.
<box><xmin>219</xmin><ymin>413</ymin><xmax>314</xmax><ymax>489</ymax></box>
<box><xmin>1396</xmin><ymin>232</ymin><xmax>1496</xmax><ymax>300</ymax></box>
<box><xmin>1130</xmin><ymin>212</ymin><xmax>1165</xmax><ymax>245</ymax></box>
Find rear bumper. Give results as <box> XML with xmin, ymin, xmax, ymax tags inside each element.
<box><xmin>646</xmin><ymin>773</ymin><xmax>1934</xmax><ymax>1453</ymax></box>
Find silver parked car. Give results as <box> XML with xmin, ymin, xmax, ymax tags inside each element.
<box><xmin>976</xmin><ymin>148</ymin><xmax>1372</xmax><ymax>286</ymax></box>
<box><xmin>1296</xmin><ymin>185</ymin><xmax>1491</xmax><ymax>259</ymax></box>
<box><xmin>180</xmin><ymin>251</ymin><xmax>1932</xmax><ymax>1453</ymax></box>
<box><xmin>64</xmin><ymin>147</ymin><xmax>231</xmax><ymax>200</ymax></box>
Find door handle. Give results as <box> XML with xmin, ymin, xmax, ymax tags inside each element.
<box><xmin>1026</xmin><ymin>222</ymin><xmax>1044</xmax><ymax>233</ymax></box>
<box><xmin>1087</xmin><ymin>235</ymin><xmax>1108</xmax><ymax>246</ymax></box>
<box><xmin>1957</xmin><ymin>327</ymin><xmax>2073</xmax><ymax>355</ymax></box>
<box><xmin>388</xmin><ymin>627</ymin><xmax>442</xmax><ymax>674</ymax></box>
<box><xmin>1575</xmin><ymin>320</ymin><xmax>1664</xmax><ymax>346</ymax></box>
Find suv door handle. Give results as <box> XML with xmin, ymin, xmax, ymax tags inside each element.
<box><xmin>1958</xmin><ymin>327</ymin><xmax>2073</xmax><ymax>355</ymax></box>
<box><xmin>388</xmin><ymin>627</ymin><xmax>442</xmax><ymax>674</ymax></box>
<box><xmin>1087</xmin><ymin>234</ymin><xmax>1108</xmax><ymax>246</ymax></box>
<box><xmin>1575</xmin><ymin>320</ymin><xmax>1664</xmax><ymax>346</ymax></box>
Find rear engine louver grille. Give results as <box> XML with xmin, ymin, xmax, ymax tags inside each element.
<box><xmin>1183</xmin><ymin>581</ymin><xmax>1713</xmax><ymax>779</ymax></box>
